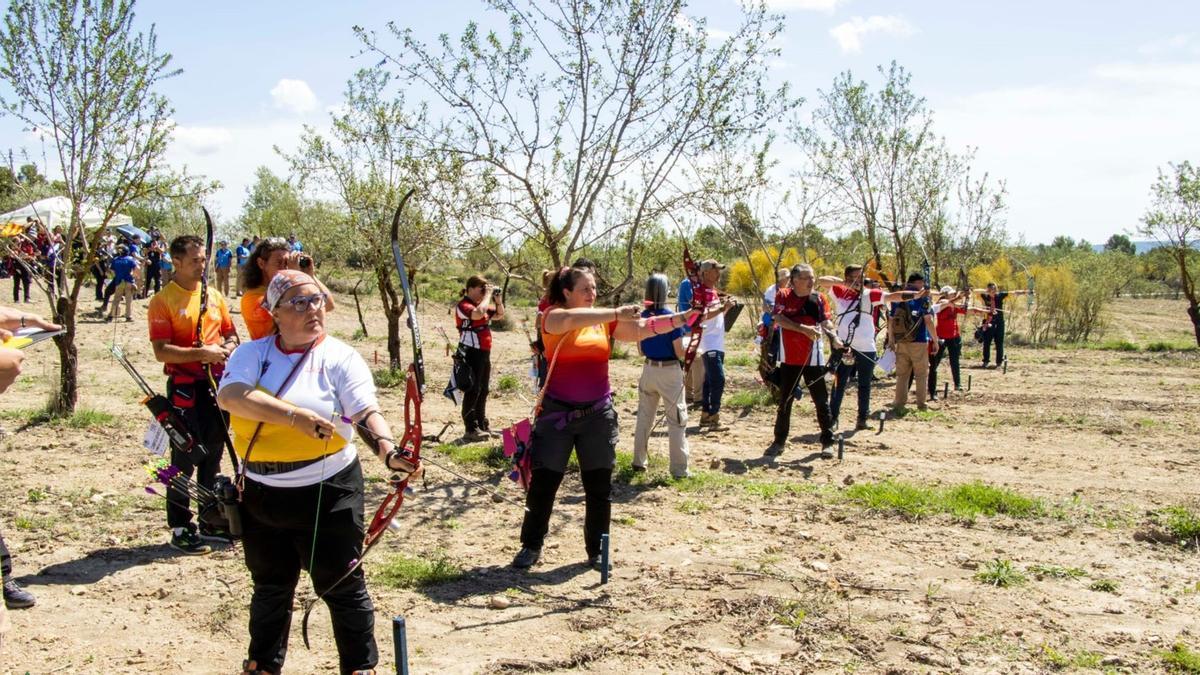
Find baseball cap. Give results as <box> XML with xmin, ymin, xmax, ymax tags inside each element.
<box><xmin>939</xmin><ymin>286</ymin><xmax>954</xmax><ymax>295</ymax></box>
<box><xmin>699</xmin><ymin>259</ymin><xmax>726</xmax><ymax>273</ymax></box>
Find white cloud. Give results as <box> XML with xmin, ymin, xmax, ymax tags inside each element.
<box><xmin>673</xmin><ymin>12</ymin><xmax>731</xmax><ymax>41</ymax></box>
<box><xmin>270</xmin><ymin>78</ymin><xmax>318</xmax><ymax>115</ymax></box>
<box><xmin>172</xmin><ymin>125</ymin><xmax>233</xmax><ymax>155</ymax></box>
<box><xmin>829</xmin><ymin>15</ymin><xmax>915</xmax><ymax>53</ymax></box>
<box><xmin>765</xmin><ymin>0</ymin><xmax>847</xmax><ymax>13</ymax></box>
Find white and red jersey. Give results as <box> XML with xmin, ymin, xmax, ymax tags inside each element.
<box><xmin>830</xmin><ymin>285</ymin><xmax>884</xmax><ymax>353</ymax></box>
<box><xmin>455</xmin><ymin>298</ymin><xmax>494</xmax><ymax>351</ymax></box>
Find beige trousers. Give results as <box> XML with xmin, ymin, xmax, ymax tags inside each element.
<box><xmin>632</xmin><ymin>361</ymin><xmax>690</xmax><ymax>477</ymax></box>
<box><xmin>109</xmin><ymin>282</ymin><xmax>134</xmax><ymax>320</ymax></box>
<box><xmin>684</xmin><ymin>349</ymin><xmax>705</xmax><ymax>403</ymax></box>
<box><xmin>893</xmin><ymin>341</ymin><xmax>929</xmax><ymax>408</ymax></box>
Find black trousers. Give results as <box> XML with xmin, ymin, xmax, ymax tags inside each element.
<box><xmin>91</xmin><ymin>262</ymin><xmax>107</xmax><ymax>300</ymax></box>
<box><xmin>0</xmin><ymin>527</ymin><xmax>11</xmax><ymax>578</ymax></box>
<box><xmin>460</xmin><ymin>345</ymin><xmax>492</xmax><ymax>432</ymax></box>
<box><xmin>145</xmin><ymin>263</ymin><xmax>161</xmax><ymax>296</ymax></box>
<box><xmin>982</xmin><ymin>321</ymin><xmax>1005</xmax><ymax>365</ymax></box>
<box><xmin>241</xmin><ymin>461</ymin><xmax>377</xmax><ymax>675</ymax></box>
<box><xmin>165</xmin><ymin>377</ymin><xmax>226</xmax><ymax>529</ymax></box>
<box><xmin>520</xmin><ymin>467</ymin><xmax>612</xmax><ymax>558</ymax></box>
<box><xmin>11</xmin><ymin>267</ymin><xmax>30</xmax><ymax>302</ymax></box>
<box><xmin>773</xmin><ymin>364</ymin><xmax>833</xmax><ymax>446</ymax></box>
<box><xmin>929</xmin><ymin>336</ymin><xmax>962</xmax><ymax>394</ymax></box>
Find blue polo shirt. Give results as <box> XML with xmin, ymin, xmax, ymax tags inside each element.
<box><xmin>110</xmin><ymin>255</ymin><xmax>136</xmax><ymax>284</ymax></box>
<box><xmin>214</xmin><ymin>248</ymin><xmax>233</xmax><ymax>269</ymax></box>
<box><xmin>236</xmin><ymin>245</ymin><xmax>250</xmax><ymax>265</ymax></box>
<box><xmin>891</xmin><ymin>291</ymin><xmax>932</xmax><ymax>343</ymax></box>
<box><xmin>639</xmin><ymin>308</ymin><xmax>682</xmax><ymax>360</ymax></box>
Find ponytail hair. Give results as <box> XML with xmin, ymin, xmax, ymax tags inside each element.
<box><xmin>547</xmin><ymin>266</ymin><xmax>592</xmax><ymax>305</ymax></box>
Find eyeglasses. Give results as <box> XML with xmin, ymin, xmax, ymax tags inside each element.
<box><xmin>280</xmin><ymin>293</ymin><xmax>328</xmax><ymax>313</ymax></box>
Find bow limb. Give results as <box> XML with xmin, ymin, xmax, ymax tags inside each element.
<box><xmin>681</xmin><ymin>241</ymin><xmax>705</xmax><ymax>373</ymax></box>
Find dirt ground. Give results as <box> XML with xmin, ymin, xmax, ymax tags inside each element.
<box><xmin>1</xmin><ymin>288</ymin><xmax>1198</xmax><ymax>674</ymax></box>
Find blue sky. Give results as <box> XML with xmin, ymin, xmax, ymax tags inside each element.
<box><xmin>3</xmin><ymin>0</ymin><xmax>1199</xmax><ymax>244</ymax></box>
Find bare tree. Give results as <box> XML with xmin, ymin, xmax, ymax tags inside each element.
<box><xmin>795</xmin><ymin>62</ymin><xmax>940</xmax><ymax>279</ymax></box>
<box><xmin>0</xmin><ymin>0</ymin><xmax>179</xmax><ymax>414</ymax></box>
<box><xmin>354</xmin><ymin>0</ymin><xmax>799</xmax><ymax>297</ymax></box>
<box><xmin>1140</xmin><ymin>160</ymin><xmax>1200</xmax><ymax>346</ymax></box>
<box><xmin>284</xmin><ymin>68</ymin><xmax>454</xmax><ymax>369</ymax></box>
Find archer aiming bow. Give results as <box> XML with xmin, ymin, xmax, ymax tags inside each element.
<box><xmin>301</xmin><ymin>188</ymin><xmax>425</xmax><ymax>648</ymax></box>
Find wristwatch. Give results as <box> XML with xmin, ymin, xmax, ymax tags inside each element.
<box><xmin>19</xmin><ymin>316</ymin><xmax>26</xmax><ymax>329</ymax></box>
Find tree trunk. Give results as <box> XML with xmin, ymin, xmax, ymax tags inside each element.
<box><xmin>49</xmin><ymin>296</ymin><xmax>79</xmax><ymax>415</ymax></box>
<box><xmin>351</xmin><ymin>279</ymin><xmax>369</xmax><ymax>338</ymax></box>
<box><xmin>1188</xmin><ymin>303</ymin><xmax>1200</xmax><ymax>348</ymax></box>
<box><xmin>377</xmin><ymin>266</ymin><xmax>402</xmax><ymax>371</ymax></box>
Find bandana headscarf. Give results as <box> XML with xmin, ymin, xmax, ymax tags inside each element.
<box><xmin>263</xmin><ymin>270</ymin><xmax>317</xmax><ymax>311</ymax></box>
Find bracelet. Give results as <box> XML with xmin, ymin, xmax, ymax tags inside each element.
<box><xmin>287</xmin><ymin>408</ymin><xmax>296</xmax><ymax>427</ymax></box>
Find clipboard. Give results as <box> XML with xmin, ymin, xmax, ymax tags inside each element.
<box><xmin>2</xmin><ymin>327</ymin><xmax>65</xmax><ymax>349</ymax></box>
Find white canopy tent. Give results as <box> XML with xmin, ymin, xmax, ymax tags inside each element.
<box><xmin>0</xmin><ymin>196</ymin><xmax>132</xmax><ymax>231</ymax></box>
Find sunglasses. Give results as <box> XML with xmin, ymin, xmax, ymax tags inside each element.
<box><xmin>279</xmin><ymin>292</ymin><xmax>328</xmax><ymax>313</ymax></box>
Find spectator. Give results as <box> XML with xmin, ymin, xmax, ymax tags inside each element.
<box><xmin>214</xmin><ymin>240</ymin><xmax>233</xmax><ymax>297</ymax></box>
<box><xmin>241</xmin><ymin>237</ymin><xmax>334</xmax><ymax>340</ymax></box>
<box><xmin>106</xmin><ymin>245</ymin><xmax>137</xmax><ymax>322</ymax></box>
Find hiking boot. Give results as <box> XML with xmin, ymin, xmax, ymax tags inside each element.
<box><xmin>587</xmin><ymin>554</ymin><xmax>611</xmax><ymax>571</ymax></box>
<box><xmin>706</xmin><ymin>413</ymin><xmax>728</xmax><ymax>431</ymax></box>
<box><xmin>511</xmin><ymin>547</ymin><xmax>541</xmax><ymax>569</ymax></box>
<box><xmin>630</xmin><ymin>464</ymin><xmax>647</xmax><ymax>473</ymax></box>
<box><xmin>854</xmin><ymin>419</ymin><xmax>871</xmax><ymax>431</ymax></box>
<box><xmin>461</xmin><ymin>430</ymin><xmax>489</xmax><ymax>443</ymax></box>
<box><xmin>697</xmin><ymin>412</ymin><xmax>712</xmax><ymax>427</ymax></box>
<box><xmin>3</xmin><ymin>580</ymin><xmax>36</xmax><ymax>609</ymax></box>
<box><xmin>169</xmin><ymin>529</ymin><xmax>212</xmax><ymax>555</ymax></box>
<box><xmin>819</xmin><ymin>444</ymin><xmax>835</xmax><ymax>460</ymax></box>
<box><xmin>764</xmin><ymin>442</ymin><xmax>785</xmax><ymax>456</ymax></box>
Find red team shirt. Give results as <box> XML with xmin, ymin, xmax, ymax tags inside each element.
<box><xmin>936</xmin><ymin>305</ymin><xmax>965</xmax><ymax>340</ymax></box>
<box><xmin>455</xmin><ymin>298</ymin><xmax>495</xmax><ymax>351</ymax></box>
<box><xmin>773</xmin><ymin>289</ymin><xmax>828</xmax><ymax>367</ymax></box>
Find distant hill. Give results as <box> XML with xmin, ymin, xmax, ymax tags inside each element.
<box><xmin>1091</xmin><ymin>240</ymin><xmax>1193</xmax><ymax>254</ymax></box>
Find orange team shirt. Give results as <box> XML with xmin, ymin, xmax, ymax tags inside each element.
<box><xmin>541</xmin><ymin>310</ymin><xmax>616</xmax><ymax>404</ymax></box>
<box><xmin>147</xmin><ymin>281</ymin><xmax>235</xmax><ymax>379</ymax></box>
<box><xmin>241</xmin><ymin>288</ymin><xmax>275</xmax><ymax>340</ymax></box>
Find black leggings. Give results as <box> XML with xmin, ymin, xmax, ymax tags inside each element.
<box><xmin>520</xmin><ymin>467</ymin><xmax>612</xmax><ymax>557</ymax></box>
<box><xmin>460</xmin><ymin>345</ymin><xmax>491</xmax><ymax>432</ymax></box>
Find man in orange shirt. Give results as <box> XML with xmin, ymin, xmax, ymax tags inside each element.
<box><xmin>147</xmin><ymin>235</ymin><xmax>239</xmax><ymax>554</ymax></box>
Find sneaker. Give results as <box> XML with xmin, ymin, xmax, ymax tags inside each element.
<box><xmin>954</xmin><ymin>386</ymin><xmax>963</xmax><ymax>392</ymax></box>
<box><xmin>764</xmin><ymin>442</ymin><xmax>785</xmax><ymax>456</ymax></box>
<box><xmin>587</xmin><ymin>554</ymin><xmax>611</xmax><ymax>571</ymax></box>
<box><xmin>511</xmin><ymin>547</ymin><xmax>541</xmax><ymax>569</ymax></box>
<box><xmin>3</xmin><ymin>580</ymin><xmax>36</xmax><ymax>609</ymax></box>
<box><xmin>854</xmin><ymin>419</ymin><xmax>871</xmax><ymax>431</ymax></box>
<box><xmin>169</xmin><ymin>529</ymin><xmax>212</xmax><ymax>555</ymax></box>
<box><xmin>198</xmin><ymin>524</ymin><xmax>232</xmax><ymax>543</ymax></box>
<box><xmin>461</xmin><ymin>430</ymin><xmax>489</xmax><ymax>443</ymax></box>
<box><xmin>630</xmin><ymin>464</ymin><xmax>646</xmax><ymax>473</ymax></box>
<box><xmin>819</xmin><ymin>444</ymin><xmax>835</xmax><ymax>460</ymax></box>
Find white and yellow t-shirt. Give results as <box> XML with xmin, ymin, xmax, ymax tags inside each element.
<box><xmin>219</xmin><ymin>334</ymin><xmax>377</xmax><ymax>487</ymax></box>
